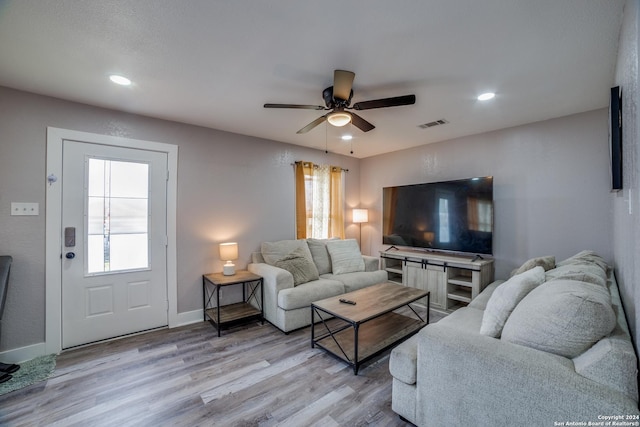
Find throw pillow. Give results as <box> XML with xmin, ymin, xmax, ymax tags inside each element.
<box><xmin>261</xmin><ymin>239</ymin><xmax>314</xmax><ymax>266</ymax></box>
<box><xmin>325</xmin><ymin>239</ymin><xmax>365</xmax><ymax>274</ymax></box>
<box><xmin>274</xmin><ymin>247</ymin><xmax>320</xmax><ymax>286</ymax></box>
<box><xmin>501</xmin><ymin>279</ymin><xmax>616</xmax><ymax>358</ymax></box>
<box><xmin>306</xmin><ymin>238</ymin><xmax>337</xmax><ymax>275</ymax></box>
<box><xmin>509</xmin><ymin>255</ymin><xmax>555</xmax><ymax>277</ymax></box>
<box><xmin>480</xmin><ymin>266</ymin><xmax>546</xmax><ymax>338</ymax></box>
<box><xmin>545</xmin><ymin>264</ymin><xmax>607</xmax><ymax>287</ymax></box>
<box><xmin>556</xmin><ymin>250</ymin><xmax>610</xmax><ymax>273</ymax></box>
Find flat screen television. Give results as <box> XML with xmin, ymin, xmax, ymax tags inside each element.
<box><xmin>382</xmin><ymin>177</ymin><xmax>494</xmax><ymax>255</ymax></box>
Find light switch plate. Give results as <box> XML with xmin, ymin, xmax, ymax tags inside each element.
<box><xmin>11</xmin><ymin>202</ymin><xmax>39</xmax><ymax>216</ymax></box>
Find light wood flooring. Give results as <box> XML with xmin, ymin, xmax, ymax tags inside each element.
<box><xmin>0</xmin><ymin>309</ymin><xmax>444</xmax><ymax>426</ymax></box>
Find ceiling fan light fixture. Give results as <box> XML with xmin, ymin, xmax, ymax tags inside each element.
<box><xmin>327</xmin><ymin>111</ymin><xmax>352</xmax><ymax>127</ymax></box>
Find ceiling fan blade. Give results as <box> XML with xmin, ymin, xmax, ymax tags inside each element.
<box><xmin>296</xmin><ymin>115</ymin><xmax>327</xmax><ymax>134</ymax></box>
<box><xmin>350</xmin><ymin>112</ymin><xmax>375</xmax><ymax>132</ymax></box>
<box><xmin>352</xmin><ymin>94</ymin><xmax>416</xmax><ymax>110</ymax></box>
<box><xmin>264</xmin><ymin>103</ymin><xmax>326</xmax><ymax>110</ymax></box>
<box><xmin>333</xmin><ymin>70</ymin><xmax>355</xmax><ymax>101</ymax></box>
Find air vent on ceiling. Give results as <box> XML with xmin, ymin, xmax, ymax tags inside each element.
<box><xmin>418</xmin><ymin>119</ymin><xmax>449</xmax><ymax>129</ymax></box>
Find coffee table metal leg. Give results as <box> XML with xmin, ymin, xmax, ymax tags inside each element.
<box><xmin>311</xmin><ymin>305</ymin><xmax>315</xmax><ymax>348</ymax></box>
<box><xmin>353</xmin><ymin>323</ymin><xmax>359</xmax><ymax>375</ymax></box>
<box><xmin>312</xmin><ymin>307</ymin><xmax>355</xmax><ymax>366</ymax></box>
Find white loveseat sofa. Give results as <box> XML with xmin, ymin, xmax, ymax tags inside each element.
<box><xmin>248</xmin><ymin>238</ymin><xmax>387</xmax><ymax>333</ymax></box>
<box><xmin>389</xmin><ymin>251</ymin><xmax>639</xmax><ymax>426</ymax></box>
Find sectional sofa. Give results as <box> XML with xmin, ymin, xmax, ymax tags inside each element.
<box><xmin>389</xmin><ymin>251</ymin><xmax>639</xmax><ymax>425</ymax></box>
<box><xmin>248</xmin><ymin>238</ymin><xmax>387</xmax><ymax>333</ymax></box>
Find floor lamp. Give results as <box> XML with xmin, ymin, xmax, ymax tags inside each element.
<box><xmin>352</xmin><ymin>208</ymin><xmax>369</xmax><ymax>249</ymax></box>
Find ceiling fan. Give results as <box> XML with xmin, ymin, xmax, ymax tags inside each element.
<box><xmin>264</xmin><ymin>70</ymin><xmax>416</xmax><ymax>134</ymax></box>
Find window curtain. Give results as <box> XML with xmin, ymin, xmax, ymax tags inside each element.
<box><xmin>295</xmin><ymin>161</ymin><xmax>345</xmax><ymax>239</ymax></box>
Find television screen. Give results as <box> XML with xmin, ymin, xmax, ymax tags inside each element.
<box><xmin>382</xmin><ymin>177</ymin><xmax>494</xmax><ymax>255</ymax></box>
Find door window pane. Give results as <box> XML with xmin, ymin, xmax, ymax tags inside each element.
<box><xmin>110</xmin><ymin>161</ymin><xmax>148</xmax><ymax>198</ymax></box>
<box><xmin>110</xmin><ymin>199</ymin><xmax>148</xmax><ymax>233</ymax></box>
<box><xmin>109</xmin><ymin>234</ymin><xmax>149</xmax><ymax>271</ymax></box>
<box><xmin>87</xmin><ymin>158</ymin><xmax>150</xmax><ymax>274</ymax></box>
<box><xmin>87</xmin><ymin>197</ymin><xmax>105</xmax><ymax>235</ymax></box>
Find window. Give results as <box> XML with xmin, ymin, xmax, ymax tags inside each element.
<box><xmin>87</xmin><ymin>158</ymin><xmax>150</xmax><ymax>274</ymax></box>
<box><xmin>295</xmin><ymin>161</ymin><xmax>345</xmax><ymax>239</ymax></box>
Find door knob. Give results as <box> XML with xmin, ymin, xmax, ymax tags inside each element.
<box><xmin>65</xmin><ymin>252</ymin><xmax>76</xmax><ymax>259</ymax></box>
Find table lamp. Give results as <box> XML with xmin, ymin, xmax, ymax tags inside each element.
<box><xmin>220</xmin><ymin>242</ymin><xmax>238</xmax><ymax>275</ymax></box>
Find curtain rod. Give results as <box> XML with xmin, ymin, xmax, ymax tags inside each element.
<box><xmin>291</xmin><ymin>162</ymin><xmax>349</xmax><ymax>172</ymax></box>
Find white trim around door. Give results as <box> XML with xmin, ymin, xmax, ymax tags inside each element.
<box><xmin>45</xmin><ymin>127</ymin><xmax>179</xmax><ymax>355</ymax></box>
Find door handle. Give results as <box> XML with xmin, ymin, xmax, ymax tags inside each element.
<box><xmin>65</xmin><ymin>252</ymin><xmax>76</xmax><ymax>259</ymax></box>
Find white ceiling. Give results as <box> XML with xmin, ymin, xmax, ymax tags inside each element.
<box><xmin>0</xmin><ymin>0</ymin><xmax>626</xmax><ymax>158</ymax></box>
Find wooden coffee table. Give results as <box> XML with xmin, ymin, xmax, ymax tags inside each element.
<box><xmin>311</xmin><ymin>282</ymin><xmax>429</xmax><ymax>375</ymax></box>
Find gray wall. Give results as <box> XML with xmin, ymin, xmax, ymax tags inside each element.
<box><xmin>360</xmin><ymin>109</ymin><xmax>613</xmax><ymax>280</ymax></box>
<box><xmin>0</xmin><ymin>86</ymin><xmax>360</xmax><ymax>352</ymax></box>
<box><xmin>613</xmin><ymin>0</ymin><xmax>640</xmax><ymax>349</ymax></box>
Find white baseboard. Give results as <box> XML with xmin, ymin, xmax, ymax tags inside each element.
<box><xmin>0</xmin><ymin>342</ymin><xmax>48</xmax><ymax>364</ymax></box>
<box><xmin>175</xmin><ymin>309</ymin><xmax>204</xmax><ymax>327</ymax></box>
<box><xmin>1</xmin><ymin>311</ymin><xmax>204</xmax><ymax>362</ymax></box>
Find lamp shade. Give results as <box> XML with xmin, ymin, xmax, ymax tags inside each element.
<box><xmin>353</xmin><ymin>209</ymin><xmax>368</xmax><ymax>223</ymax></box>
<box><xmin>219</xmin><ymin>242</ymin><xmax>238</xmax><ymax>261</ymax></box>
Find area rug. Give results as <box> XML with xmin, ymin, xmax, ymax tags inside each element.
<box><xmin>0</xmin><ymin>354</ymin><xmax>56</xmax><ymax>396</ymax></box>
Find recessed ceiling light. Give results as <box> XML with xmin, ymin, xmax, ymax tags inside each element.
<box><xmin>109</xmin><ymin>75</ymin><xmax>132</xmax><ymax>86</ymax></box>
<box><xmin>477</xmin><ymin>92</ymin><xmax>495</xmax><ymax>101</ymax></box>
<box><xmin>341</xmin><ymin>134</ymin><xmax>353</xmax><ymax>141</ymax></box>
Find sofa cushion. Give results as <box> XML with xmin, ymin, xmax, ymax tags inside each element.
<box><xmin>274</xmin><ymin>247</ymin><xmax>320</xmax><ymax>286</ymax></box>
<box><xmin>251</xmin><ymin>251</ymin><xmax>266</xmax><ymax>264</ymax></box>
<box><xmin>306</xmin><ymin>238</ymin><xmax>336</xmax><ymax>275</ymax></box>
<box><xmin>510</xmin><ymin>255</ymin><xmax>555</xmax><ymax>277</ymax></box>
<box><xmin>362</xmin><ymin>255</ymin><xmax>380</xmax><ymax>272</ymax></box>
<box><xmin>437</xmin><ymin>306</ymin><xmax>484</xmax><ymax>333</ymax></box>
<box><xmin>501</xmin><ymin>279</ymin><xmax>617</xmax><ymax>358</ymax></box>
<box><xmin>573</xmin><ymin>331</ymin><xmax>639</xmax><ymax>401</ymax></box>
<box><xmin>325</xmin><ymin>239</ymin><xmax>365</xmax><ymax>274</ymax></box>
<box><xmin>480</xmin><ymin>267</ymin><xmax>546</xmax><ymax>338</ymax></box>
<box><xmin>556</xmin><ymin>250</ymin><xmax>609</xmax><ymax>272</ymax></box>
<box><xmin>277</xmin><ymin>278</ymin><xmax>345</xmax><ymax>310</ymax></box>
<box><xmin>321</xmin><ymin>269</ymin><xmax>388</xmax><ymax>293</ymax></box>
<box><xmin>390</xmin><ymin>308</ymin><xmax>483</xmax><ymax>387</ymax></box>
<box><xmin>545</xmin><ymin>263</ymin><xmax>607</xmax><ymax>287</ymax></box>
<box><xmin>261</xmin><ymin>239</ymin><xmax>313</xmax><ymax>266</ymax></box>
<box><xmin>390</xmin><ymin>333</ymin><xmax>419</xmax><ymax>384</ymax></box>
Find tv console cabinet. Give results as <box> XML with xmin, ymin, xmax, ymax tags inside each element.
<box><xmin>380</xmin><ymin>249</ymin><xmax>494</xmax><ymax>313</ymax></box>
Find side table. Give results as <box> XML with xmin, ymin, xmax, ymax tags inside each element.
<box><xmin>202</xmin><ymin>270</ymin><xmax>263</xmax><ymax>336</ymax></box>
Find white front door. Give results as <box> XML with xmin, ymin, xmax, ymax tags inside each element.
<box><xmin>61</xmin><ymin>140</ymin><xmax>169</xmax><ymax>348</ymax></box>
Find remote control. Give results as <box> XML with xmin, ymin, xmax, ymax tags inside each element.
<box><xmin>339</xmin><ymin>298</ymin><xmax>356</xmax><ymax>305</ymax></box>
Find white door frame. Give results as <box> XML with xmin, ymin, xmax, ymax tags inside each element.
<box><xmin>45</xmin><ymin>127</ymin><xmax>178</xmax><ymax>355</ymax></box>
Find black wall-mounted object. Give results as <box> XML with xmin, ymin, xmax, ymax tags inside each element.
<box><xmin>382</xmin><ymin>177</ymin><xmax>494</xmax><ymax>256</ymax></box>
<box><xmin>610</xmin><ymin>86</ymin><xmax>623</xmax><ymax>191</ymax></box>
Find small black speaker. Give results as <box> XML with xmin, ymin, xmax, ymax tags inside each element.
<box><xmin>610</xmin><ymin>86</ymin><xmax>622</xmax><ymax>191</ymax></box>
